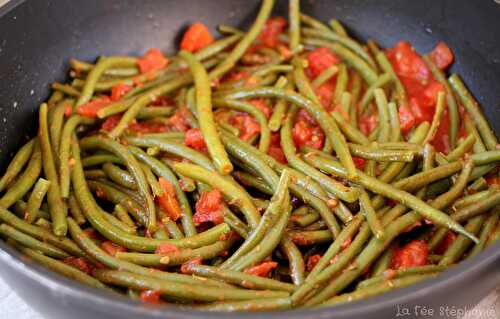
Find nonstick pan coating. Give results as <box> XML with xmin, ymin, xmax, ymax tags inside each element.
<box><xmin>0</xmin><ymin>1</ymin><xmax>499</xmax><ymax>318</ymax></box>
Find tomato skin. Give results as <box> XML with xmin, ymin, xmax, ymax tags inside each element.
<box><xmin>137</xmin><ymin>48</ymin><xmax>169</xmax><ymax>74</ymax></box>
<box><xmin>430</xmin><ymin>41</ymin><xmax>454</xmax><ymax>70</ymax></box>
<box><xmin>100</xmin><ymin>241</ymin><xmax>127</xmax><ymax>256</ymax></box>
<box><xmin>100</xmin><ymin>114</ymin><xmax>121</xmax><ymax>131</ymax></box>
<box><xmin>139</xmin><ymin>290</ymin><xmax>163</xmax><ymax>304</ymax></box>
<box><xmin>258</xmin><ymin>17</ymin><xmax>287</xmax><ymax>48</ymax></box>
<box><xmin>155</xmin><ymin>243</ymin><xmax>180</xmax><ymax>255</ymax></box>
<box><xmin>180</xmin><ymin>22</ymin><xmax>214</xmax><ymax>52</ymax></box>
<box><xmin>230</xmin><ymin>113</ymin><xmax>261</xmax><ymax>141</ymax></box>
<box><xmin>398</xmin><ymin>105</ymin><xmax>416</xmax><ymax>135</ymax></box>
<box><xmin>359</xmin><ymin>114</ymin><xmax>378</xmax><ymax>136</ymax></box>
<box><xmin>168</xmin><ymin>107</ymin><xmax>192</xmax><ymax>132</ymax></box>
<box><xmin>352</xmin><ymin>156</ymin><xmax>366</xmax><ymax>170</ymax></box>
<box><xmin>157</xmin><ymin>178</ymin><xmax>181</xmax><ymax>221</ymax></box>
<box><xmin>292</xmin><ymin>120</ymin><xmax>325</xmax><ymax>150</ymax></box>
<box><xmin>306</xmin><ymin>47</ymin><xmax>341</xmax><ymax>78</ymax></box>
<box><xmin>63</xmin><ymin>257</ymin><xmax>94</xmax><ymax>275</ymax></box>
<box><xmin>387</xmin><ymin>41</ymin><xmax>429</xmax><ymax>83</ymax></box>
<box><xmin>314</xmin><ymin>82</ymin><xmax>335</xmax><ymax>109</ymax></box>
<box><xmin>391</xmin><ymin>240</ymin><xmax>429</xmax><ymax>270</ymax></box>
<box><xmin>184</xmin><ymin>128</ymin><xmax>207</xmax><ymax>152</ymax></box>
<box><xmin>435</xmin><ymin>231</ymin><xmax>457</xmax><ymax>255</ymax></box>
<box><xmin>193</xmin><ymin>189</ymin><xmax>223</xmax><ymax>225</ymax></box>
<box><xmin>306</xmin><ymin>254</ymin><xmax>322</xmax><ymax>272</ymax></box>
<box><xmin>245</xmin><ymin>261</ymin><xmax>278</xmax><ymax>277</ymax></box>
<box><xmin>111</xmin><ymin>83</ymin><xmax>132</xmax><ymax>101</ymax></box>
<box><xmin>76</xmin><ymin>96</ymin><xmax>112</xmax><ymax>118</ymax></box>
<box><xmin>267</xmin><ymin>133</ymin><xmax>287</xmax><ymax>163</ymax></box>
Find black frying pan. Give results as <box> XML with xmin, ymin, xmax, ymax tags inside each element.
<box><xmin>0</xmin><ymin>1</ymin><xmax>499</xmax><ymax>318</ymax></box>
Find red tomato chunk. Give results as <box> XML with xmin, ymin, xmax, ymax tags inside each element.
<box><xmin>193</xmin><ymin>189</ymin><xmax>223</xmax><ymax>225</ymax></box>
<box><xmin>245</xmin><ymin>261</ymin><xmax>278</xmax><ymax>277</ymax></box>
<box><xmin>180</xmin><ymin>23</ymin><xmax>214</xmax><ymax>53</ymax></box>
<box><xmin>391</xmin><ymin>240</ymin><xmax>429</xmax><ymax>270</ymax></box>
<box><xmin>137</xmin><ymin>48</ymin><xmax>169</xmax><ymax>74</ymax></box>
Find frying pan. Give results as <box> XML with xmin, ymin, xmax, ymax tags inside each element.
<box><xmin>0</xmin><ymin>0</ymin><xmax>499</xmax><ymax>318</ymax></box>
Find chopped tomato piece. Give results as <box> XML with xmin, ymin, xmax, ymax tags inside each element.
<box><xmin>137</xmin><ymin>48</ymin><xmax>169</xmax><ymax>74</ymax></box>
<box><xmin>184</xmin><ymin>128</ymin><xmax>207</xmax><ymax>152</ymax></box>
<box><xmin>157</xmin><ymin>177</ymin><xmax>181</xmax><ymax>221</ymax></box>
<box><xmin>435</xmin><ymin>231</ymin><xmax>457</xmax><ymax>255</ymax></box>
<box><xmin>398</xmin><ymin>105</ymin><xmax>416</xmax><ymax>134</ymax></box>
<box><xmin>168</xmin><ymin>107</ymin><xmax>192</xmax><ymax>132</ymax></box>
<box><xmin>180</xmin><ymin>22</ymin><xmax>214</xmax><ymax>52</ymax></box>
<box><xmin>358</xmin><ymin>114</ymin><xmax>377</xmax><ymax>136</ymax></box>
<box><xmin>391</xmin><ymin>240</ymin><xmax>429</xmax><ymax>270</ymax></box>
<box><xmin>129</xmin><ymin>121</ymin><xmax>169</xmax><ymax>133</ymax></box>
<box><xmin>139</xmin><ymin>290</ymin><xmax>162</xmax><ymax>304</ymax></box>
<box><xmin>155</xmin><ymin>243</ymin><xmax>180</xmax><ymax>255</ymax></box>
<box><xmin>314</xmin><ymin>82</ymin><xmax>335</xmax><ymax>109</ymax></box>
<box><xmin>64</xmin><ymin>104</ymin><xmax>73</xmax><ymax>117</ymax></box>
<box><xmin>100</xmin><ymin>114</ymin><xmax>122</xmax><ymax>132</ymax></box>
<box><xmin>63</xmin><ymin>257</ymin><xmax>94</xmax><ymax>275</ymax></box>
<box><xmin>249</xmin><ymin>99</ymin><xmax>272</xmax><ymax>119</ymax></box>
<box><xmin>230</xmin><ymin>113</ymin><xmax>261</xmax><ymax>141</ymax></box>
<box><xmin>352</xmin><ymin>156</ymin><xmax>366</xmax><ymax>170</ymax></box>
<box><xmin>486</xmin><ymin>176</ymin><xmax>500</xmax><ymax>186</ymax></box>
<box><xmin>193</xmin><ymin>189</ymin><xmax>223</xmax><ymax>225</ymax></box>
<box><xmin>76</xmin><ymin>96</ymin><xmax>112</xmax><ymax>118</ymax></box>
<box><xmin>306</xmin><ymin>254</ymin><xmax>322</xmax><ymax>272</ymax></box>
<box><xmin>306</xmin><ymin>47</ymin><xmax>340</xmax><ymax>79</ymax></box>
<box><xmin>244</xmin><ymin>261</ymin><xmax>278</xmax><ymax>277</ymax></box>
<box><xmin>111</xmin><ymin>83</ymin><xmax>133</xmax><ymax>101</ymax></box>
<box><xmin>151</xmin><ymin>96</ymin><xmax>175</xmax><ymax>107</ymax></box>
<box><xmin>429</xmin><ymin>41</ymin><xmax>454</xmax><ymax>70</ymax></box>
<box><xmin>386</xmin><ymin>41</ymin><xmax>429</xmax><ymax>83</ymax></box>
<box><xmin>267</xmin><ymin>145</ymin><xmax>287</xmax><ymax>164</ymax></box>
<box><xmin>293</xmin><ymin>119</ymin><xmax>325</xmax><ymax>150</ymax></box>
<box><xmin>258</xmin><ymin>17</ymin><xmax>287</xmax><ymax>48</ymax></box>
<box><xmin>100</xmin><ymin>241</ymin><xmax>127</xmax><ymax>256</ymax></box>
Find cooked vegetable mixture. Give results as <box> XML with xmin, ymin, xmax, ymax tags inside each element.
<box><xmin>0</xmin><ymin>0</ymin><xmax>499</xmax><ymax>311</ymax></box>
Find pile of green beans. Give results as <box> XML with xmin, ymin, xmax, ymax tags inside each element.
<box><xmin>0</xmin><ymin>0</ymin><xmax>498</xmax><ymax>312</ymax></box>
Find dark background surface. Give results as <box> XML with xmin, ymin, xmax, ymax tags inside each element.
<box><xmin>0</xmin><ymin>1</ymin><xmax>499</xmax><ymax>318</ymax></box>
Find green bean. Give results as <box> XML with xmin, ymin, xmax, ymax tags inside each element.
<box><xmin>311</xmin><ymin>65</ymin><xmax>338</xmax><ymax>88</ymax></box>
<box><xmin>485</xmin><ymin>222</ymin><xmax>500</xmax><ymax>247</ymax></box>
<box><xmin>108</xmin><ymin>74</ymin><xmax>192</xmax><ymax>138</ymax></box>
<box><xmin>0</xmin><ymin>141</ymin><xmax>42</xmax><ymax>210</ymax></box>
<box><xmin>323</xmin><ymin>274</ymin><xmax>437</xmax><ymax>306</ymax></box>
<box><xmin>469</xmin><ymin>210</ymin><xmax>499</xmax><ymax>257</ymax></box>
<box><xmin>291</xmin><ymin>210</ymin><xmax>320</xmax><ymax>227</ymax></box>
<box><xmin>70</xmin><ymin>58</ymin><xmax>138</xmax><ymax>76</ymax></box>
<box><xmin>358</xmin><ymin>265</ymin><xmax>447</xmax><ymax>289</ymax></box>
<box><xmin>446</xmin><ymin>134</ymin><xmax>476</xmax><ymax>162</ymax></box>
<box><xmin>453</xmin><ymin>188</ymin><xmax>497</xmax><ymax>210</ymax></box>
<box><xmin>22</xmin><ymin>248</ymin><xmax>109</xmax><ymax>290</ymax></box>
<box><xmin>80</xmin><ymin>136</ymin><xmax>156</xmax><ymax>231</ymax></box>
<box><xmin>221</xmin><ymin>86</ymin><xmax>358</xmax><ymax>179</ymax></box>
<box><xmin>183</xmin><ymin>263</ymin><xmax>295</xmax><ymax>292</ymax></box>
<box><xmin>136</xmin><ymin>106</ymin><xmax>175</xmax><ymax>119</ymax></box>
<box><xmin>180</xmin><ymin>51</ymin><xmax>233</xmax><ymax>174</ymax></box>
<box><xmin>423</xmin><ymin>55</ymin><xmax>459</xmax><ymax>148</ymax></box>
<box><xmin>371</xmin><ymin>242</ymin><xmax>397</xmax><ymax>276</ymax></box>
<box><xmin>469</xmin><ymin>150</ymin><xmax>500</xmax><ymax>166</ymax></box>
<box><xmin>302</xmin><ymin>28</ymin><xmax>376</xmax><ymax>68</ymax></box>
<box><xmin>268</xmin><ymin>76</ymin><xmax>289</xmax><ymax>132</ymax></box>
<box><xmin>359</xmin><ymin>188</ymin><xmax>384</xmax><ymax>240</ymax></box>
<box><xmin>303</xmin><ymin>38</ymin><xmax>378</xmax><ymax>85</ymax></box>
<box><xmin>214</xmin><ymin>99</ymin><xmax>271</xmax><ymax>152</ymax></box>
<box><xmin>221</xmin><ymin>169</ymin><xmax>290</xmax><ymax>269</ymax></box>
<box><xmin>23</xmin><ymin>178</ymin><xmax>51</xmax><ymax>224</ymax></box>
<box><xmin>47</xmin><ymin>90</ymin><xmax>64</xmax><ymax>108</ymax></box>
<box><xmin>173</xmin><ymin>162</ymin><xmax>260</xmax><ymax>229</ymax></box>
<box><xmin>373</xmin><ymin>88</ymin><xmax>391</xmax><ymax>143</ymax></box>
<box><xmin>112</xmin><ymin>204</ymin><xmax>135</xmax><ymax>228</ymax></box>
<box><xmin>449</xmin><ymin>74</ymin><xmax>498</xmax><ymax>150</ymax></box>
<box><xmin>360</xmin><ymin>73</ymin><xmax>392</xmax><ymax>113</ymax></box>
<box><xmin>331</xmin><ymin>112</ymin><xmax>370</xmax><ymax>145</ymax></box>
<box><xmin>300</xmin><ymin>13</ymin><xmax>330</xmax><ymax>32</ymax></box>
<box><xmin>329</xmin><ymin>19</ymin><xmax>348</xmax><ymax>37</ymax></box>
<box><xmin>288</xmin><ymin>230</ymin><xmax>332</xmax><ymax>245</ymax></box>
<box><xmin>59</xmin><ymin>115</ymin><xmax>95</xmax><ymax>198</ymax></box>
<box><xmin>51</xmin><ymin>83</ymin><xmax>80</xmax><ymax>97</ymax></box>
<box><xmin>72</xmin><ymin>140</ymin><xmax>230</xmax><ymax>251</ymax></box>
<box><xmin>279</xmin><ymin>235</ymin><xmax>305</xmax><ymax>286</ymax></box>
<box><xmin>233</xmin><ymin>171</ymin><xmax>274</xmax><ymax>195</ymax></box>
<box><xmin>12</xmin><ymin>200</ymin><xmax>50</xmax><ymax>221</ymax></box>
<box><xmin>281</xmin><ymin>108</ymin><xmax>359</xmax><ymax>203</ymax></box>
<box><xmin>82</xmin><ymin>154</ymin><xmax>123</xmax><ymax>167</ymax></box>
<box><xmin>95</xmin><ymin>269</ymin><xmax>288</xmax><ymax>302</ymax></box>
<box><xmin>1</xmin><ymin>223</ymin><xmax>69</xmax><ymax>259</ymax></box>
<box><xmin>195</xmin><ymin>298</ymin><xmax>292</xmax><ymax>311</ymax></box>
<box><xmin>39</xmin><ymin>103</ymin><xmax>69</xmax><ymax>236</ymax></box>
<box><xmin>0</xmin><ymin>207</ymin><xmax>83</xmax><ymax>256</ymax></box>
<box><xmin>386</xmin><ymin>101</ymin><xmax>401</xmax><ymax>142</ymax></box>
<box><xmin>115</xmin><ymin>237</ymin><xmax>235</xmax><ymax>267</ymax></box>
<box><xmin>76</xmin><ymin>56</ymin><xmax>137</xmax><ymax>106</ymax></box>
<box><xmin>102</xmin><ymin>163</ymin><xmax>136</xmax><ymax>189</ymax></box>
<box><xmin>209</xmin><ymin>0</ymin><xmax>274</xmax><ymax>80</ymax></box>
<box><xmin>464</xmin><ymin>115</ymin><xmax>487</xmax><ymax>153</ymax></box>
<box><xmin>451</xmin><ymin>191</ymin><xmax>500</xmax><ymax>222</ymax></box>
<box><xmin>304</xmin><ymin>154</ymin><xmax>478</xmax><ymax>242</ymax></box>
<box><xmin>0</xmin><ymin>139</ymin><xmax>35</xmax><ymax>192</ymax></box>
<box><xmin>333</xmin><ymin>64</ymin><xmax>349</xmax><ymax>105</ymax></box>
